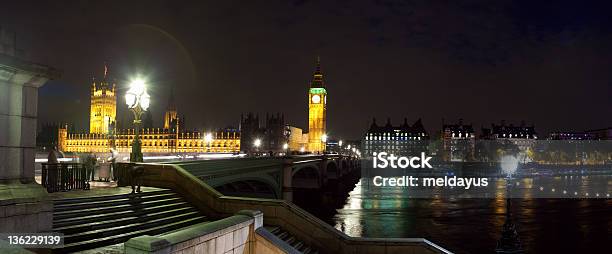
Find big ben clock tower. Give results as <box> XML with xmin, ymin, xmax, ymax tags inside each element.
<box><xmin>308</xmin><ymin>57</ymin><xmax>327</xmax><ymax>153</ymax></box>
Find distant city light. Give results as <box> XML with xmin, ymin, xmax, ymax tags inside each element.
<box><xmin>254</xmin><ymin>138</ymin><xmax>261</xmax><ymax>148</ymax></box>
<box><xmin>35</xmin><ymin>158</ymin><xmax>74</xmax><ymax>163</ymax></box>
<box><xmin>338</xmin><ymin>140</ymin><xmax>343</xmax><ymax>147</ymax></box>
<box><xmin>500</xmin><ymin>155</ymin><xmax>519</xmax><ymax>177</ymax></box>
<box><xmin>204</xmin><ymin>133</ymin><xmax>213</xmax><ymax>143</ymax></box>
<box><xmin>282</xmin><ymin>143</ymin><xmax>289</xmax><ymax>150</ymax></box>
<box><xmin>321</xmin><ymin>134</ymin><xmax>328</xmax><ymax>143</ymax></box>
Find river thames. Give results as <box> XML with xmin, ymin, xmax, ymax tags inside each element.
<box><xmin>325</xmin><ymin>176</ymin><xmax>611</xmax><ymax>254</ymax></box>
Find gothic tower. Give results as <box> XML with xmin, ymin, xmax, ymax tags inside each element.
<box><xmin>89</xmin><ymin>65</ymin><xmax>116</xmax><ymax>134</ymax></box>
<box><xmin>307</xmin><ymin>56</ymin><xmax>327</xmax><ymax>152</ymax></box>
<box><xmin>164</xmin><ymin>87</ymin><xmax>179</xmax><ymax>129</ymax></box>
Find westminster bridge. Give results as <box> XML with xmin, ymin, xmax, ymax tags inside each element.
<box><xmin>152</xmin><ymin>154</ymin><xmax>361</xmax><ymax>201</ymax></box>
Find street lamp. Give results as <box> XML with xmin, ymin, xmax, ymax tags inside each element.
<box><xmin>496</xmin><ymin>155</ymin><xmax>522</xmax><ymax>253</ymax></box>
<box><xmin>125</xmin><ymin>78</ymin><xmax>150</xmax><ymax>162</ymax></box>
<box><xmin>282</xmin><ymin>143</ymin><xmax>289</xmax><ymax>156</ymax></box>
<box><xmin>253</xmin><ymin>138</ymin><xmax>261</xmax><ymax>156</ymax></box>
<box><xmin>204</xmin><ymin>133</ymin><xmax>213</xmax><ymax>152</ymax></box>
<box><xmin>320</xmin><ymin>134</ymin><xmax>328</xmax><ymax>153</ymax></box>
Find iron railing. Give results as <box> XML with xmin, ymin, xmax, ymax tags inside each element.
<box><xmin>41</xmin><ymin>163</ymin><xmax>90</xmax><ymax>192</ymax></box>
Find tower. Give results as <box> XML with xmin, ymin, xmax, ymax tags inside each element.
<box><xmin>58</xmin><ymin>124</ymin><xmax>67</xmax><ymax>152</ymax></box>
<box><xmin>164</xmin><ymin>87</ymin><xmax>178</xmax><ymax>129</ymax></box>
<box><xmin>307</xmin><ymin>56</ymin><xmax>327</xmax><ymax>152</ymax></box>
<box><xmin>89</xmin><ymin>65</ymin><xmax>116</xmax><ymax>134</ymax></box>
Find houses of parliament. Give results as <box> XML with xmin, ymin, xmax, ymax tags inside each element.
<box><xmin>57</xmin><ymin>67</ymin><xmax>240</xmax><ymax>154</ymax></box>
<box><xmin>55</xmin><ymin>59</ymin><xmax>328</xmax><ymax>155</ymax></box>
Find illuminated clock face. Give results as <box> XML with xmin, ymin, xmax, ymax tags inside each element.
<box><xmin>312</xmin><ymin>94</ymin><xmax>321</xmax><ymax>103</ymax></box>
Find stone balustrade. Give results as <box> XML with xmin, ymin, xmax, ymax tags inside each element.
<box><xmin>126</xmin><ymin>210</ymin><xmax>268</xmax><ymax>254</ymax></box>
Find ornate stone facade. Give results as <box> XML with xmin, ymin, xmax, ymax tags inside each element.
<box><xmin>60</xmin><ymin>127</ymin><xmax>240</xmax><ymax>154</ymax></box>
<box><xmin>59</xmin><ymin>68</ymin><xmax>240</xmax><ymax>154</ymax></box>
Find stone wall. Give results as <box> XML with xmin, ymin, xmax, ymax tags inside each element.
<box><xmin>125</xmin><ymin>210</ymin><xmax>290</xmax><ymax>254</ymax></box>
<box><xmin>0</xmin><ymin>35</ymin><xmax>59</xmax><ymax>234</ymax></box>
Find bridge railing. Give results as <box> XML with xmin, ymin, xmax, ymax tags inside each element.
<box><xmin>41</xmin><ymin>163</ymin><xmax>89</xmax><ymax>193</ymax></box>
<box><xmin>121</xmin><ymin>161</ymin><xmax>451</xmax><ymax>254</ymax></box>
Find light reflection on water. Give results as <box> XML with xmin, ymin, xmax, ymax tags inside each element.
<box><xmin>332</xmin><ymin>176</ymin><xmax>612</xmax><ymax>254</ymax></box>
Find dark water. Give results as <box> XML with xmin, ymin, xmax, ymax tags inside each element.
<box><xmin>295</xmin><ymin>175</ymin><xmax>612</xmax><ymax>254</ymax></box>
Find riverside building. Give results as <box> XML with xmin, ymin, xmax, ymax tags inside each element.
<box><xmin>362</xmin><ymin>118</ymin><xmax>430</xmax><ymax>157</ymax></box>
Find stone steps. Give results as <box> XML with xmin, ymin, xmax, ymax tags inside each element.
<box><xmin>265</xmin><ymin>226</ymin><xmax>319</xmax><ymax>254</ymax></box>
<box><xmin>54</xmin><ymin>192</ymin><xmax>178</xmax><ymax>210</ymax></box>
<box><xmin>52</xmin><ymin>189</ymin><xmax>207</xmax><ymax>253</ymax></box>
<box><xmin>53</xmin><ymin>189</ymin><xmax>175</xmax><ymax>205</ymax></box>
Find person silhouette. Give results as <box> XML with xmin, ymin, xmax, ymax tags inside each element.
<box><xmin>130</xmin><ymin>165</ymin><xmax>145</xmax><ymax>193</ymax></box>
<box><xmin>48</xmin><ymin>146</ymin><xmax>58</xmax><ymax>163</ymax></box>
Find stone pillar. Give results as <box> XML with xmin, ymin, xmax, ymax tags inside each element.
<box><xmin>0</xmin><ymin>49</ymin><xmax>59</xmax><ymax>233</ymax></box>
<box><xmin>319</xmin><ymin>157</ymin><xmax>328</xmax><ymax>186</ymax></box>
<box><xmin>281</xmin><ymin>159</ymin><xmax>293</xmax><ymax>202</ymax></box>
<box><xmin>336</xmin><ymin>157</ymin><xmax>343</xmax><ymax>177</ymax></box>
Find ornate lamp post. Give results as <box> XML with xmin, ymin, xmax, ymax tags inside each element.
<box><xmin>496</xmin><ymin>155</ymin><xmax>523</xmax><ymax>253</ymax></box>
<box><xmin>125</xmin><ymin>78</ymin><xmax>150</xmax><ymax>162</ymax></box>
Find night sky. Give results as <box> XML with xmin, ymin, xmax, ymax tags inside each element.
<box><xmin>2</xmin><ymin>0</ymin><xmax>611</xmax><ymax>139</ymax></box>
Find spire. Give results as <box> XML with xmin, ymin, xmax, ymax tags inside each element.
<box><xmin>98</xmin><ymin>63</ymin><xmax>109</xmax><ymax>89</ymax></box>
<box><xmin>310</xmin><ymin>56</ymin><xmax>324</xmax><ymax>88</ymax></box>
<box><xmin>385</xmin><ymin>117</ymin><xmax>392</xmax><ymax>127</ymax></box>
<box><xmin>167</xmin><ymin>86</ymin><xmax>176</xmax><ymax>111</ymax></box>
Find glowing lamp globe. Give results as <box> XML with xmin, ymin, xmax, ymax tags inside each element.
<box><xmin>126</xmin><ymin>78</ymin><xmax>149</xmax><ymax>109</ymax></box>
<box><xmin>130</xmin><ymin>79</ymin><xmax>146</xmax><ymax>95</ymax></box>
<box><xmin>500</xmin><ymin>155</ymin><xmax>519</xmax><ymax>177</ymax></box>
<box><xmin>140</xmin><ymin>91</ymin><xmax>151</xmax><ymax>110</ymax></box>
<box><xmin>125</xmin><ymin>93</ymin><xmax>137</xmax><ymax>108</ymax></box>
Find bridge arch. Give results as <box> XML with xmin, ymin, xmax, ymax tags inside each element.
<box><xmin>325</xmin><ymin>160</ymin><xmax>340</xmax><ymax>179</ymax></box>
<box><xmin>292</xmin><ymin>165</ymin><xmax>321</xmax><ymax>189</ymax></box>
<box><xmin>341</xmin><ymin>159</ymin><xmax>349</xmax><ymax>174</ymax></box>
<box><xmin>207</xmin><ymin>175</ymin><xmax>280</xmax><ymax>199</ymax></box>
